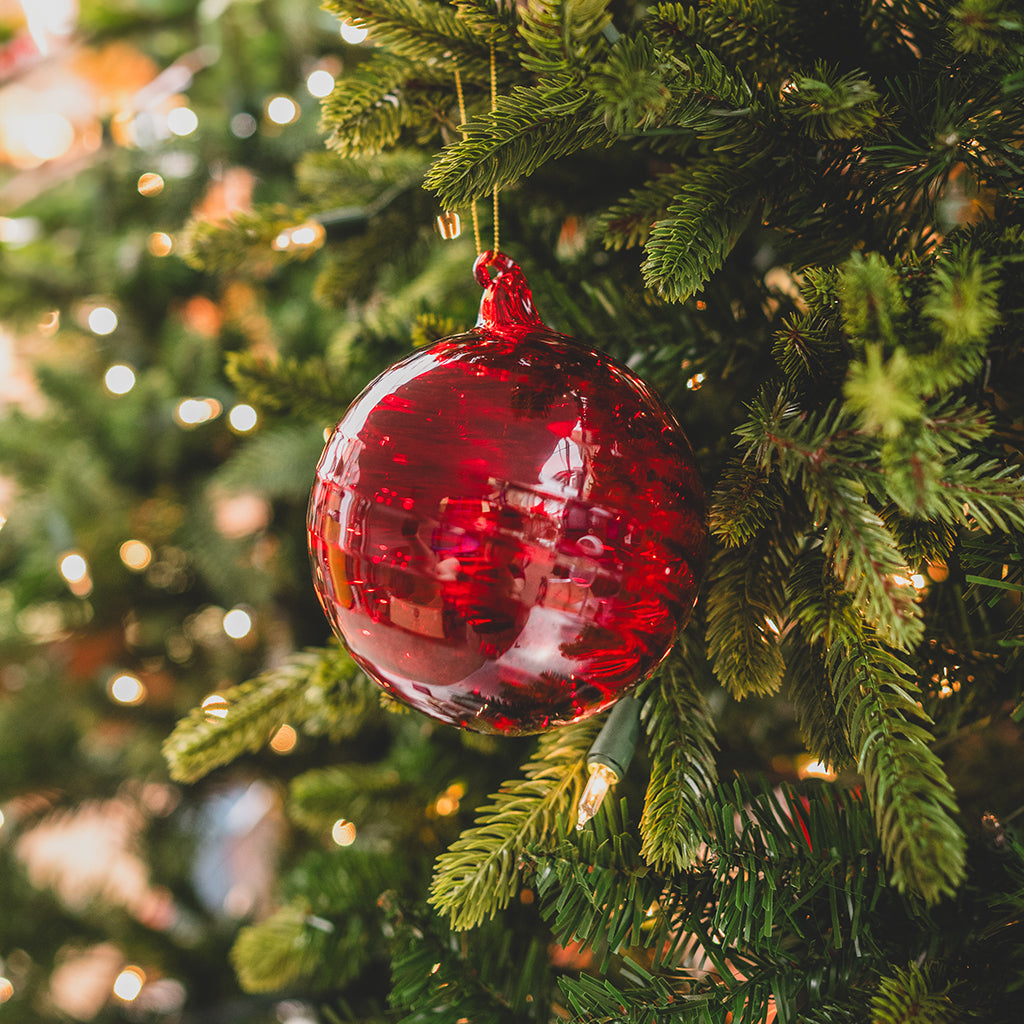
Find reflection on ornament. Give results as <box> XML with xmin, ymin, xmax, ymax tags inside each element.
<box><xmin>309</xmin><ymin>252</ymin><xmax>707</xmax><ymax>735</ymax></box>
<box><xmin>201</xmin><ymin>693</ymin><xmax>229</xmax><ymax>720</ymax></box>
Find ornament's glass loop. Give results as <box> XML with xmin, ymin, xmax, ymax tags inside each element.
<box><xmin>473</xmin><ymin>251</ymin><xmax>544</xmax><ymax>333</ymax></box>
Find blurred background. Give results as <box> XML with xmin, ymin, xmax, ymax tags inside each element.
<box><xmin>0</xmin><ymin>2</ymin><xmax>376</xmax><ymax>1020</ymax></box>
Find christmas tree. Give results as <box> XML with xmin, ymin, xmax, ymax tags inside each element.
<box><xmin>6</xmin><ymin>0</ymin><xmax>1024</xmax><ymax>1022</ymax></box>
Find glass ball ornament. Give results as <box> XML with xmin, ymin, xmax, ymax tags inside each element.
<box><xmin>308</xmin><ymin>252</ymin><xmax>707</xmax><ymax>735</ymax></box>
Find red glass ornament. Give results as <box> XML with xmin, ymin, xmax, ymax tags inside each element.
<box><xmin>308</xmin><ymin>252</ymin><xmax>706</xmax><ymax>734</ymax></box>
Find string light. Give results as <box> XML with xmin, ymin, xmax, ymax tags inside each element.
<box><xmin>222</xmin><ymin>607</ymin><xmax>253</xmax><ymax>639</ymax></box>
<box><xmin>148</xmin><ymin>232</ymin><xmax>174</xmax><ymax>257</ymax></box>
<box><xmin>38</xmin><ymin>310</ymin><xmax>60</xmax><ymax>336</ymax></box>
<box><xmin>230</xmin><ymin>112</ymin><xmax>258</xmax><ymax>138</ymax></box>
<box><xmin>109</xmin><ymin>673</ymin><xmax>147</xmax><ymax>706</ymax></box>
<box><xmin>113</xmin><ymin>967</ymin><xmax>146</xmax><ymax>1002</ymax></box>
<box><xmin>104</xmin><ymin>364</ymin><xmax>136</xmax><ymax>395</ymax></box>
<box><xmin>269</xmin><ymin>724</ymin><xmax>297</xmax><ymax>753</ymax></box>
<box><xmin>332</xmin><ymin>819</ymin><xmax>357</xmax><ymax>846</ymax></box>
<box><xmin>0</xmin><ymin>976</ymin><xmax>12</xmax><ymax>1004</ymax></box>
<box><xmin>797</xmin><ymin>756</ymin><xmax>836</xmax><ymax>780</ymax></box>
<box><xmin>137</xmin><ymin>172</ymin><xmax>165</xmax><ymax>197</ymax></box>
<box><xmin>201</xmin><ymin>693</ymin><xmax>230</xmax><ymax>720</ymax></box>
<box><xmin>576</xmin><ymin>696</ymin><xmax>641</xmax><ymax>831</ymax></box>
<box><xmin>271</xmin><ymin>221</ymin><xmax>325</xmax><ymax>253</ymax></box>
<box><xmin>119</xmin><ymin>539</ymin><xmax>153</xmax><ymax>571</ymax></box>
<box><xmin>174</xmin><ymin>397</ymin><xmax>222</xmax><ymax>427</ymax></box>
<box><xmin>167</xmin><ymin>107</ymin><xmax>199</xmax><ymax>136</ymax></box>
<box><xmin>306</xmin><ymin>69</ymin><xmax>335</xmax><ymax>98</ymax></box>
<box><xmin>266</xmin><ymin>96</ymin><xmax>299</xmax><ymax>125</ymax></box>
<box><xmin>58</xmin><ymin>551</ymin><xmax>89</xmax><ymax>584</ymax></box>
<box><xmin>228</xmin><ymin>404</ymin><xmax>258</xmax><ymax>432</ymax></box>
<box><xmin>339</xmin><ymin>18</ymin><xmax>369</xmax><ymax>44</ymax></box>
<box><xmin>88</xmin><ymin>306</ymin><xmax>118</xmax><ymax>335</ymax></box>
<box><xmin>576</xmin><ymin>763</ymin><xmax>617</xmax><ymax>830</ymax></box>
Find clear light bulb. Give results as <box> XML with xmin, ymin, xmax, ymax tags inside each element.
<box><xmin>576</xmin><ymin>762</ymin><xmax>618</xmax><ymax>831</ymax></box>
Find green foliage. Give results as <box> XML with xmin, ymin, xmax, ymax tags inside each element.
<box><xmin>162</xmin><ymin>645</ymin><xmax>378</xmax><ymax>783</ymax></box>
<box><xmin>428</xmin><ymin>717</ymin><xmax>601</xmax><ymax>930</ymax></box>
<box><xmin>638</xmin><ymin>649</ymin><xmax>718</xmax><ymax>870</ymax></box>
<box><xmin>871</xmin><ymin>963</ymin><xmax>953</xmax><ymax>1024</ymax></box>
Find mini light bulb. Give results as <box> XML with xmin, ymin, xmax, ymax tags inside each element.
<box><xmin>576</xmin><ymin>762</ymin><xmax>618</xmax><ymax>831</ymax></box>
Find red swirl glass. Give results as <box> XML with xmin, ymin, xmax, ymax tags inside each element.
<box><xmin>308</xmin><ymin>252</ymin><xmax>706</xmax><ymax>734</ymax></box>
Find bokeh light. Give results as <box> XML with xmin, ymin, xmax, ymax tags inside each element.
<box><xmin>332</xmin><ymin>819</ymin><xmax>357</xmax><ymax>846</ymax></box>
<box><xmin>119</xmin><ymin>539</ymin><xmax>153</xmax><ymax>571</ymax></box>
<box><xmin>109</xmin><ymin>673</ymin><xmax>147</xmax><ymax>706</ymax></box>
<box><xmin>113</xmin><ymin>967</ymin><xmax>145</xmax><ymax>1001</ymax></box>
<box><xmin>104</xmin><ymin>364</ymin><xmax>136</xmax><ymax>395</ymax></box>
<box><xmin>167</xmin><ymin>107</ymin><xmax>199</xmax><ymax>136</ymax></box>
<box><xmin>222</xmin><ymin>607</ymin><xmax>252</xmax><ymax>639</ymax></box>
<box><xmin>88</xmin><ymin>306</ymin><xmax>118</xmax><ymax>335</ymax></box>
<box><xmin>340</xmin><ymin>19</ymin><xmax>369</xmax><ymax>44</ymax></box>
<box><xmin>306</xmin><ymin>69</ymin><xmax>335</xmax><ymax>98</ymax></box>
<box><xmin>228</xmin><ymin>404</ymin><xmax>258</xmax><ymax>432</ymax></box>
<box><xmin>266</xmin><ymin>95</ymin><xmax>299</xmax><ymax>125</ymax></box>
<box><xmin>137</xmin><ymin>173</ymin><xmax>165</xmax><ymax>197</ymax></box>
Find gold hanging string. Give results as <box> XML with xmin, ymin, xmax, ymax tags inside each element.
<box><xmin>451</xmin><ymin>44</ymin><xmax>500</xmax><ymax>257</ymax></box>
<box><xmin>452</xmin><ymin>59</ymin><xmax>482</xmax><ymax>255</ymax></box>
<box><xmin>489</xmin><ymin>40</ymin><xmax>500</xmax><ymax>255</ymax></box>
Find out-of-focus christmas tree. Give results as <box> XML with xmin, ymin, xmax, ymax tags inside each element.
<box><xmin>6</xmin><ymin>0</ymin><xmax>1024</xmax><ymax>1022</ymax></box>
<box><xmin>0</xmin><ymin>1</ymin><xmax>375</xmax><ymax>1020</ymax></box>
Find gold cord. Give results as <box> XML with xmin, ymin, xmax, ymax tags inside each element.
<box><xmin>489</xmin><ymin>41</ymin><xmax>499</xmax><ymax>254</ymax></box>
<box><xmin>453</xmin><ymin>61</ymin><xmax>482</xmax><ymax>255</ymax></box>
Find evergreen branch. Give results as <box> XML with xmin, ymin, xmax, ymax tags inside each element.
<box><xmin>319</xmin><ymin>53</ymin><xmax>418</xmax><ymax>158</ymax></box>
<box><xmin>739</xmin><ymin>392</ymin><xmax>923</xmax><ymax>649</ymax></box>
<box><xmin>706</xmin><ymin>542</ymin><xmax>787</xmax><ymax>696</ymax></box>
<box><xmin>639</xmin><ymin>648</ymin><xmax>719</xmax><ymax>871</ymax></box>
<box><xmin>212</xmin><ymin>424</ymin><xmax>329</xmax><ymax>500</ymax></box>
<box><xmin>783</xmin><ymin>622</ymin><xmax>856</xmax><ymax>771</ymax></box>
<box><xmin>783</xmin><ymin>63</ymin><xmax>883</xmax><ymax>141</ymax></box>
<box><xmin>870</xmin><ymin>963</ymin><xmax>953</xmax><ymax>1024</ymax></box>
<box><xmin>424</xmin><ymin>78</ymin><xmax>616</xmax><ymax>207</ymax></box>
<box><xmin>517</xmin><ymin>0</ymin><xmax>614</xmax><ymax>75</ymax></box>
<box><xmin>427</xmin><ymin>716</ymin><xmax>602</xmax><ymax>930</ymax></box>
<box><xmin>387</xmin><ymin>898</ymin><xmax>554</xmax><ymax>1023</ymax></box>
<box><xmin>177</xmin><ymin>205</ymin><xmax>326</xmax><ymax>276</ymax></box>
<box><xmin>288</xmin><ymin>763</ymin><xmax>407</xmax><ymax>834</ymax></box>
<box><xmin>230</xmin><ymin>902</ymin><xmax>325</xmax><ymax>993</ymax></box>
<box><xmin>641</xmin><ymin>159</ymin><xmax>764</xmax><ymax>302</ymax></box>
<box><xmin>162</xmin><ymin>645</ymin><xmax>376</xmax><ymax>783</ymax></box>
<box><xmin>534</xmin><ymin>799</ymin><xmax>663</xmax><ymax>970</ymax></box>
<box><xmin>825</xmin><ymin>602</ymin><xmax>966</xmax><ymax>904</ymax></box>
<box><xmin>321</xmin><ymin>0</ymin><xmax>485</xmax><ymax>70</ymax></box>
<box><xmin>709</xmin><ymin>456</ymin><xmax>785</xmax><ymax>547</ymax></box>
<box><xmin>596</xmin><ymin>165</ymin><xmax>689</xmax><ymax>251</ymax></box>
<box><xmin>224</xmin><ymin>352</ymin><xmax>351</xmax><ymax>424</ymax></box>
